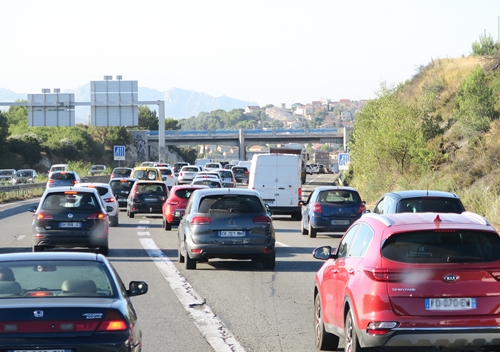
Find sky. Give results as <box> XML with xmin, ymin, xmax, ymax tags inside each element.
<box><xmin>0</xmin><ymin>0</ymin><xmax>499</xmax><ymax>107</ymax></box>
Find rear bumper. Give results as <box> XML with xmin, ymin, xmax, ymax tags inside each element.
<box><xmin>32</xmin><ymin>232</ymin><xmax>108</xmax><ymax>248</ymax></box>
<box><xmin>187</xmin><ymin>242</ymin><xmax>275</xmax><ymax>260</ymax></box>
<box><xmin>310</xmin><ymin>216</ymin><xmax>360</xmax><ymax>232</ymax></box>
<box><xmin>268</xmin><ymin>206</ymin><xmax>301</xmax><ymax>215</ymax></box>
<box><xmin>129</xmin><ymin>202</ymin><xmax>163</xmax><ymax>214</ymax></box>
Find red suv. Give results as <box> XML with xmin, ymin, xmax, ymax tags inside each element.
<box><xmin>313</xmin><ymin>211</ymin><xmax>500</xmax><ymax>351</ymax></box>
<box><xmin>162</xmin><ymin>185</ymin><xmax>208</xmax><ymax>230</ymax></box>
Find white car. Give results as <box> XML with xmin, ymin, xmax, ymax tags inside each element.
<box><xmin>157</xmin><ymin>167</ymin><xmax>178</xmax><ymax>190</ymax></box>
<box><xmin>178</xmin><ymin>166</ymin><xmax>200</xmax><ymax>184</ymax></box>
<box><xmin>204</xmin><ymin>162</ymin><xmax>222</xmax><ymax>171</ymax></box>
<box><xmin>76</xmin><ymin>182</ymin><xmax>119</xmax><ymax>227</ymax></box>
<box><xmin>311</xmin><ymin>164</ymin><xmax>319</xmax><ymax>174</ymax></box>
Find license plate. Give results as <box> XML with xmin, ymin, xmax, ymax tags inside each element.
<box><xmin>220</xmin><ymin>231</ymin><xmax>245</xmax><ymax>237</ymax></box>
<box><xmin>144</xmin><ymin>198</ymin><xmax>157</xmax><ymax>202</ymax></box>
<box><xmin>59</xmin><ymin>222</ymin><xmax>82</xmax><ymax>228</ymax></box>
<box><xmin>331</xmin><ymin>220</ymin><xmax>350</xmax><ymax>225</ymax></box>
<box><xmin>263</xmin><ymin>199</ymin><xmax>275</xmax><ymax>205</ymax></box>
<box><xmin>118</xmin><ymin>197</ymin><xmax>127</xmax><ymax>201</ymax></box>
<box><xmin>425</xmin><ymin>298</ymin><xmax>476</xmax><ymax>310</ymax></box>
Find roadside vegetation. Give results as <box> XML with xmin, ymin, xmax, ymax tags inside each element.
<box><xmin>344</xmin><ymin>33</ymin><xmax>500</xmax><ymax>226</ymax></box>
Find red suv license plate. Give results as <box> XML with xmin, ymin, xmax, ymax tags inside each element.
<box><xmin>425</xmin><ymin>298</ymin><xmax>476</xmax><ymax>310</ymax></box>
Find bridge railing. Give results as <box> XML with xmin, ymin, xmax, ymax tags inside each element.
<box><xmin>149</xmin><ymin>128</ymin><xmax>339</xmax><ymax>137</ymax></box>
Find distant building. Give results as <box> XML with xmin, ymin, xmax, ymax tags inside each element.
<box><xmin>245</xmin><ymin>106</ymin><xmax>260</xmax><ymax>114</ymax></box>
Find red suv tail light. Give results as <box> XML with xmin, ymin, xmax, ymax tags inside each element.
<box><xmin>96</xmin><ymin>310</ymin><xmax>128</xmax><ymax>332</ymax></box>
<box><xmin>366</xmin><ymin>322</ymin><xmax>399</xmax><ymax>335</ymax></box>
<box><xmin>363</xmin><ymin>267</ymin><xmax>407</xmax><ymax>282</ymax></box>
<box><xmin>191</xmin><ymin>216</ymin><xmax>212</xmax><ymax>225</ymax></box>
<box><xmin>312</xmin><ymin>203</ymin><xmax>322</xmax><ymax>213</ymax></box>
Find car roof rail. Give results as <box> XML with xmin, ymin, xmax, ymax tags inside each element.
<box><xmin>460</xmin><ymin>211</ymin><xmax>491</xmax><ymax>226</ymax></box>
<box><xmin>361</xmin><ymin>213</ymin><xmax>394</xmax><ymax>227</ymax></box>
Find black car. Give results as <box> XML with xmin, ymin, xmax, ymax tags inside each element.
<box><xmin>29</xmin><ymin>187</ymin><xmax>112</xmax><ymax>254</ymax></box>
<box><xmin>109</xmin><ymin>177</ymin><xmax>136</xmax><ymax>208</ymax></box>
<box><xmin>231</xmin><ymin>166</ymin><xmax>249</xmax><ymax>184</ymax></box>
<box><xmin>0</xmin><ymin>251</ymin><xmax>147</xmax><ymax>352</ymax></box>
<box><xmin>127</xmin><ymin>180</ymin><xmax>168</xmax><ymax>218</ymax></box>
<box><xmin>110</xmin><ymin>167</ymin><xmax>133</xmax><ymax>179</ymax></box>
<box><xmin>300</xmin><ymin>186</ymin><xmax>366</xmax><ymax>238</ymax></box>
<box><xmin>371</xmin><ymin>190</ymin><xmax>466</xmax><ymax>214</ymax></box>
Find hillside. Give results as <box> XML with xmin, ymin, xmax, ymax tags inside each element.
<box><xmin>348</xmin><ymin>54</ymin><xmax>500</xmax><ymax>227</ymax></box>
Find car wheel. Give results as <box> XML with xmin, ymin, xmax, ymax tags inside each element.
<box><xmin>345</xmin><ymin>309</ymin><xmax>368</xmax><ymax>352</ymax></box>
<box><xmin>262</xmin><ymin>253</ymin><xmax>276</xmax><ymax>270</ymax></box>
<box><xmin>33</xmin><ymin>246</ymin><xmax>44</xmax><ymax>252</ymax></box>
<box><xmin>99</xmin><ymin>245</ymin><xmax>109</xmax><ymax>256</ymax></box>
<box><xmin>301</xmin><ymin>217</ymin><xmax>308</xmax><ymax>235</ymax></box>
<box><xmin>309</xmin><ymin>221</ymin><xmax>317</xmax><ymax>238</ymax></box>
<box><xmin>178</xmin><ymin>243</ymin><xmax>185</xmax><ymax>263</ymax></box>
<box><xmin>314</xmin><ymin>294</ymin><xmax>339</xmax><ymax>350</ymax></box>
<box><xmin>164</xmin><ymin>219</ymin><xmax>172</xmax><ymax>231</ymax></box>
<box><xmin>185</xmin><ymin>250</ymin><xmax>196</xmax><ymax>270</ymax></box>
<box><xmin>127</xmin><ymin>208</ymin><xmax>134</xmax><ymax>218</ymax></box>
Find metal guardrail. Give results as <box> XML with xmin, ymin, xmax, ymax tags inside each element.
<box><xmin>0</xmin><ymin>182</ymin><xmax>46</xmax><ymax>193</ymax></box>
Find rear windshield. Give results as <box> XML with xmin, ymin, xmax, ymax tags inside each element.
<box><xmin>51</xmin><ymin>167</ymin><xmax>67</xmax><ymax>172</ymax></box>
<box><xmin>382</xmin><ymin>230</ymin><xmax>500</xmax><ymax>263</ymax></box>
<box><xmin>206</xmin><ymin>164</ymin><xmax>219</xmax><ymax>168</ymax></box>
<box><xmin>159</xmin><ymin>169</ymin><xmax>173</xmax><ymax>175</ymax></box>
<box><xmin>396</xmin><ymin>197</ymin><xmax>465</xmax><ymax>213</ymax></box>
<box><xmin>113</xmin><ymin>169</ymin><xmax>131</xmax><ymax>176</ymax></box>
<box><xmin>198</xmin><ymin>195</ymin><xmax>264</xmax><ymax>213</ymax></box>
<box><xmin>218</xmin><ymin>171</ymin><xmax>233</xmax><ymax>178</ymax></box>
<box><xmin>51</xmin><ymin>173</ymin><xmax>76</xmax><ymax>180</ymax></box>
<box><xmin>183</xmin><ymin>167</ymin><xmax>199</xmax><ymax>172</ymax></box>
<box><xmin>42</xmin><ymin>192</ymin><xmax>100</xmax><ymax>210</ymax></box>
<box><xmin>16</xmin><ymin>171</ymin><xmax>34</xmax><ymax>177</ymax></box>
<box><xmin>174</xmin><ymin>188</ymin><xmax>197</xmax><ymax>199</ymax></box>
<box><xmin>109</xmin><ymin>180</ymin><xmax>134</xmax><ymax>189</ymax></box>
<box><xmin>135</xmin><ymin>183</ymin><xmax>167</xmax><ymax>194</ymax></box>
<box><xmin>0</xmin><ymin>170</ymin><xmax>14</xmax><ymax>176</ymax></box>
<box><xmin>317</xmin><ymin>190</ymin><xmax>360</xmax><ymax>203</ymax></box>
<box><xmin>192</xmin><ymin>180</ymin><xmax>221</xmax><ymax>188</ymax></box>
<box><xmin>133</xmin><ymin>170</ymin><xmax>158</xmax><ymax>180</ymax></box>
<box><xmin>232</xmin><ymin>167</ymin><xmax>247</xmax><ymax>173</ymax></box>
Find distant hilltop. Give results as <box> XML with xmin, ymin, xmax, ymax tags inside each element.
<box><xmin>0</xmin><ymin>85</ymin><xmax>258</xmax><ymax>123</ymax></box>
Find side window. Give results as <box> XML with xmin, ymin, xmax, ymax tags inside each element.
<box><xmin>383</xmin><ymin>197</ymin><xmax>395</xmax><ymax>214</ymax></box>
<box><xmin>348</xmin><ymin>224</ymin><xmax>374</xmax><ymax>257</ymax></box>
<box><xmin>373</xmin><ymin>198</ymin><xmax>385</xmax><ymax>214</ymax></box>
<box><xmin>336</xmin><ymin>224</ymin><xmax>359</xmax><ymax>258</ymax></box>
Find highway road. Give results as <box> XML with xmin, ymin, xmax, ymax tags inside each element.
<box><xmin>0</xmin><ymin>173</ymin><xmax>345</xmax><ymax>352</ymax></box>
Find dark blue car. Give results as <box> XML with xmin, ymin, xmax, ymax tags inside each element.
<box><xmin>300</xmin><ymin>186</ymin><xmax>366</xmax><ymax>238</ymax></box>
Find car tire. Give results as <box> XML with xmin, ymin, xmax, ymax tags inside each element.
<box><xmin>345</xmin><ymin>309</ymin><xmax>369</xmax><ymax>352</ymax></box>
<box><xmin>309</xmin><ymin>221</ymin><xmax>317</xmax><ymax>238</ymax></box>
<box><xmin>33</xmin><ymin>246</ymin><xmax>44</xmax><ymax>252</ymax></box>
<box><xmin>99</xmin><ymin>245</ymin><xmax>109</xmax><ymax>256</ymax></box>
<box><xmin>301</xmin><ymin>217</ymin><xmax>308</xmax><ymax>235</ymax></box>
<box><xmin>262</xmin><ymin>253</ymin><xmax>276</xmax><ymax>270</ymax></box>
<box><xmin>127</xmin><ymin>208</ymin><xmax>134</xmax><ymax>218</ymax></box>
<box><xmin>314</xmin><ymin>294</ymin><xmax>339</xmax><ymax>350</ymax></box>
<box><xmin>164</xmin><ymin>219</ymin><xmax>172</xmax><ymax>231</ymax></box>
<box><xmin>178</xmin><ymin>244</ymin><xmax>185</xmax><ymax>263</ymax></box>
<box><xmin>185</xmin><ymin>251</ymin><xmax>196</xmax><ymax>270</ymax></box>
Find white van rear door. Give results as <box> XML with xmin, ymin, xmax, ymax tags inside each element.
<box><xmin>275</xmin><ymin>155</ymin><xmax>300</xmax><ymax>207</ymax></box>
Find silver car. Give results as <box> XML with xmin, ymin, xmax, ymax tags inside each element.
<box><xmin>177</xmin><ymin>188</ymin><xmax>276</xmax><ymax>270</ymax></box>
<box><xmin>178</xmin><ymin>166</ymin><xmax>200</xmax><ymax>184</ymax></box>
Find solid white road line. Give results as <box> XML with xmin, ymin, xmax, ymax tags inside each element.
<box><xmin>139</xmin><ymin>237</ymin><xmax>246</xmax><ymax>352</ymax></box>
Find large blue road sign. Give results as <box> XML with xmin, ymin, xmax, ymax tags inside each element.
<box><xmin>114</xmin><ymin>145</ymin><xmax>125</xmax><ymax>161</ymax></box>
<box><xmin>338</xmin><ymin>153</ymin><xmax>350</xmax><ymax>170</ymax></box>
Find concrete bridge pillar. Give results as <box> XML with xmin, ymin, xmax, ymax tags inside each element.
<box><xmin>238</xmin><ymin>129</ymin><xmax>246</xmax><ymax>160</ymax></box>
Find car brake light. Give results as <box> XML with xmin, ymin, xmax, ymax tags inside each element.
<box><xmin>47</xmin><ymin>180</ymin><xmax>54</xmax><ymax>185</ymax></box>
<box><xmin>191</xmin><ymin>216</ymin><xmax>212</xmax><ymax>225</ymax></box>
<box><xmin>88</xmin><ymin>213</ymin><xmax>106</xmax><ymax>219</ymax></box>
<box><xmin>96</xmin><ymin>310</ymin><xmax>128</xmax><ymax>331</ymax></box>
<box><xmin>103</xmin><ymin>197</ymin><xmax>116</xmax><ymax>203</ymax></box>
<box><xmin>366</xmin><ymin>322</ymin><xmax>399</xmax><ymax>335</ymax></box>
<box><xmin>252</xmin><ymin>215</ymin><xmax>272</xmax><ymax>224</ymax></box>
<box><xmin>312</xmin><ymin>203</ymin><xmax>322</xmax><ymax>213</ymax></box>
<box><xmin>36</xmin><ymin>212</ymin><xmax>53</xmax><ymax>220</ymax></box>
<box><xmin>244</xmin><ymin>170</ymin><xmax>249</xmax><ymax>174</ymax></box>
<box><xmin>363</xmin><ymin>267</ymin><xmax>407</xmax><ymax>282</ymax></box>
<box><xmin>179</xmin><ymin>172</ymin><xmax>183</xmax><ymax>176</ymax></box>
<box><xmin>358</xmin><ymin>204</ymin><xmax>366</xmax><ymax>213</ymax></box>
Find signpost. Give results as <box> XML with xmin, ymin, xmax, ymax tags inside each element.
<box><xmin>338</xmin><ymin>153</ymin><xmax>350</xmax><ymax>170</ymax></box>
<box><xmin>114</xmin><ymin>145</ymin><xmax>125</xmax><ymax>161</ymax></box>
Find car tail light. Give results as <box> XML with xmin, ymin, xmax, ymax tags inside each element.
<box><xmin>366</xmin><ymin>322</ymin><xmax>399</xmax><ymax>335</ymax></box>
<box><xmin>253</xmin><ymin>215</ymin><xmax>272</xmax><ymax>224</ymax></box>
<box><xmin>110</xmin><ymin>174</ymin><xmax>115</xmax><ymax>178</ymax></box>
<box><xmin>488</xmin><ymin>271</ymin><xmax>500</xmax><ymax>281</ymax></box>
<box><xmin>363</xmin><ymin>267</ymin><xmax>407</xmax><ymax>282</ymax></box>
<box><xmin>167</xmin><ymin>199</ymin><xmax>179</xmax><ymax>205</ymax></box>
<box><xmin>245</xmin><ymin>170</ymin><xmax>249</xmax><ymax>175</ymax></box>
<box><xmin>88</xmin><ymin>213</ymin><xmax>106</xmax><ymax>219</ymax></box>
<box><xmin>47</xmin><ymin>180</ymin><xmax>54</xmax><ymax>185</ymax></box>
<box><xmin>96</xmin><ymin>310</ymin><xmax>128</xmax><ymax>332</ymax></box>
<box><xmin>298</xmin><ymin>188</ymin><xmax>302</xmax><ymax>199</ymax></box>
<box><xmin>71</xmin><ymin>180</ymin><xmax>78</xmax><ymax>185</ymax></box>
<box><xmin>179</xmin><ymin>172</ymin><xmax>183</xmax><ymax>176</ymax></box>
<box><xmin>312</xmin><ymin>203</ymin><xmax>322</xmax><ymax>213</ymax></box>
<box><xmin>103</xmin><ymin>197</ymin><xmax>116</xmax><ymax>203</ymax></box>
<box><xmin>358</xmin><ymin>203</ymin><xmax>366</xmax><ymax>213</ymax></box>
<box><xmin>191</xmin><ymin>216</ymin><xmax>212</xmax><ymax>225</ymax></box>
<box><xmin>36</xmin><ymin>212</ymin><xmax>53</xmax><ymax>220</ymax></box>
<box><xmin>169</xmin><ymin>174</ymin><xmax>174</xmax><ymax>178</ymax></box>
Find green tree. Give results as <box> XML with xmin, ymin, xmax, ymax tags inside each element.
<box><xmin>0</xmin><ymin>111</ymin><xmax>9</xmax><ymax>154</ymax></box>
<box><xmin>454</xmin><ymin>66</ymin><xmax>499</xmax><ymax>138</ymax></box>
<box><xmin>5</xmin><ymin>104</ymin><xmax>28</xmax><ymax>134</ymax></box>
<box><xmin>165</xmin><ymin>118</ymin><xmax>180</xmax><ymax>130</ymax></box>
<box><xmin>138</xmin><ymin>106</ymin><xmax>159</xmax><ymax>130</ymax></box>
<box><xmin>471</xmin><ymin>33</ymin><xmax>500</xmax><ymax>56</ymax></box>
<box><xmin>8</xmin><ymin>132</ymin><xmax>42</xmax><ymax>166</ymax></box>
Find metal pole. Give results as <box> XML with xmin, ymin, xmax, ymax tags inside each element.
<box><xmin>158</xmin><ymin>100</ymin><xmax>165</xmax><ymax>162</ymax></box>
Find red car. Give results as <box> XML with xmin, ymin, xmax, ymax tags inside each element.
<box><xmin>313</xmin><ymin>211</ymin><xmax>500</xmax><ymax>351</ymax></box>
<box><xmin>162</xmin><ymin>185</ymin><xmax>208</xmax><ymax>230</ymax></box>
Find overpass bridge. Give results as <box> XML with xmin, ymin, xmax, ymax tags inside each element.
<box><xmin>140</xmin><ymin>127</ymin><xmax>348</xmax><ymax>161</ymax></box>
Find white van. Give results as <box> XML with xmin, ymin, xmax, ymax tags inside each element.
<box><xmin>248</xmin><ymin>154</ymin><xmax>302</xmax><ymax>220</ymax></box>
<box><xmin>48</xmin><ymin>164</ymin><xmax>69</xmax><ymax>178</ymax></box>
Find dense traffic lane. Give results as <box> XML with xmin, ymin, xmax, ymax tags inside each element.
<box><xmin>0</xmin><ymin>173</ymin><xmax>344</xmax><ymax>351</ymax></box>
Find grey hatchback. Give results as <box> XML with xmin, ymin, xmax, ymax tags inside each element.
<box><xmin>177</xmin><ymin>188</ymin><xmax>276</xmax><ymax>270</ymax></box>
<box><xmin>371</xmin><ymin>190</ymin><xmax>466</xmax><ymax>214</ymax></box>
